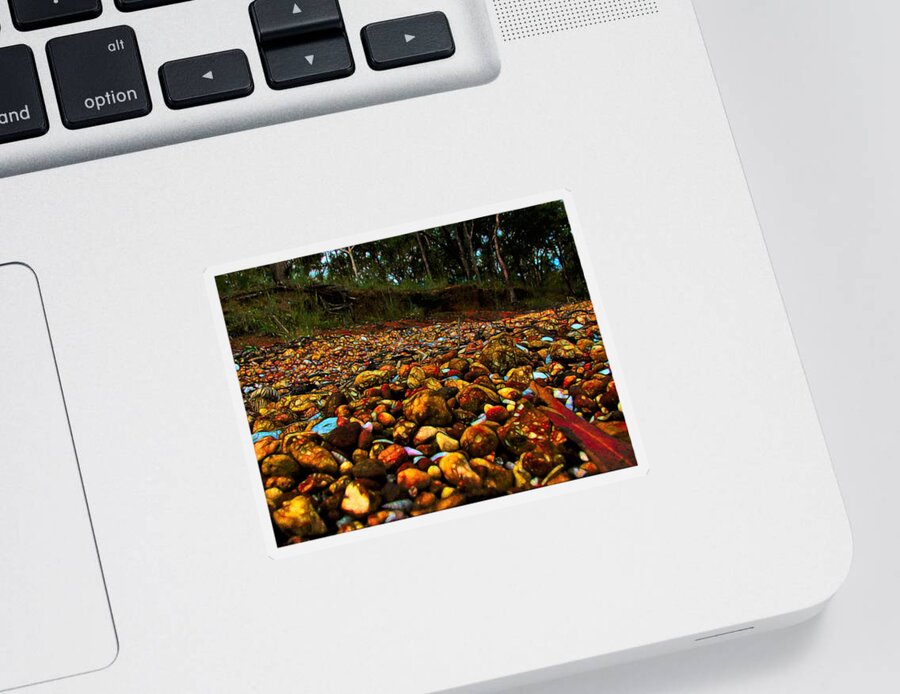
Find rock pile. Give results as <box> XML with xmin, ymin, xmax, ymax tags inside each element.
<box><xmin>235</xmin><ymin>301</ymin><xmax>637</xmax><ymax>545</ymax></box>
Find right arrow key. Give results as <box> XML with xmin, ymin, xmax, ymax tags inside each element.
<box><xmin>362</xmin><ymin>12</ymin><xmax>455</xmax><ymax>71</ymax></box>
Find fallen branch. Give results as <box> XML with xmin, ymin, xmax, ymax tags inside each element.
<box><xmin>531</xmin><ymin>381</ymin><xmax>636</xmax><ymax>472</ymax></box>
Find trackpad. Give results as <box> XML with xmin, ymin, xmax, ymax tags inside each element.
<box><xmin>0</xmin><ymin>264</ymin><xmax>117</xmax><ymax>691</ymax></box>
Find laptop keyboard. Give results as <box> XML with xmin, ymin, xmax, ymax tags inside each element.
<box><xmin>0</xmin><ymin>0</ymin><xmax>499</xmax><ymax>176</ymax></box>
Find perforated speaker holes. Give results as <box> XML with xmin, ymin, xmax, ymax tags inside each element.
<box><xmin>493</xmin><ymin>0</ymin><xmax>659</xmax><ymax>42</ymax></box>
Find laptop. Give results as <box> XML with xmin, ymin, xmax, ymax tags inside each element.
<box><xmin>0</xmin><ymin>1</ymin><xmax>851</xmax><ymax>692</ymax></box>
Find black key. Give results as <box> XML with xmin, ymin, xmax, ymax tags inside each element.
<box><xmin>159</xmin><ymin>50</ymin><xmax>254</xmax><ymax>109</ymax></box>
<box><xmin>0</xmin><ymin>45</ymin><xmax>49</xmax><ymax>145</ymax></box>
<box><xmin>47</xmin><ymin>26</ymin><xmax>152</xmax><ymax>130</ymax></box>
<box><xmin>250</xmin><ymin>0</ymin><xmax>343</xmax><ymax>43</ymax></box>
<box><xmin>362</xmin><ymin>12</ymin><xmax>455</xmax><ymax>71</ymax></box>
<box><xmin>261</xmin><ymin>34</ymin><xmax>353</xmax><ymax>90</ymax></box>
<box><xmin>8</xmin><ymin>0</ymin><xmax>102</xmax><ymax>32</ymax></box>
<box><xmin>115</xmin><ymin>0</ymin><xmax>191</xmax><ymax>11</ymax></box>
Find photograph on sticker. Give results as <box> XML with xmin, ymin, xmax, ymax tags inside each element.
<box><xmin>215</xmin><ymin>200</ymin><xmax>638</xmax><ymax>547</ymax></box>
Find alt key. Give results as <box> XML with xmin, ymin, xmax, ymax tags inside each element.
<box><xmin>47</xmin><ymin>25</ymin><xmax>152</xmax><ymax>130</ymax></box>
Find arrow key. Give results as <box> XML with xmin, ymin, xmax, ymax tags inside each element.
<box><xmin>250</xmin><ymin>0</ymin><xmax>344</xmax><ymax>43</ymax></box>
<box><xmin>261</xmin><ymin>34</ymin><xmax>354</xmax><ymax>90</ymax></box>
<box><xmin>159</xmin><ymin>50</ymin><xmax>254</xmax><ymax>109</ymax></box>
<box><xmin>362</xmin><ymin>12</ymin><xmax>455</xmax><ymax>71</ymax></box>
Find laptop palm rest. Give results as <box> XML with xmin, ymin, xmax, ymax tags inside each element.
<box><xmin>0</xmin><ymin>264</ymin><xmax>117</xmax><ymax>692</ymax></box>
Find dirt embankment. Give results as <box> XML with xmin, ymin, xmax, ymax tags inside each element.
<box><xmin>222</xmin><ymin>282</ymin><xmax>579</xmax><ymax>349</ymax></box>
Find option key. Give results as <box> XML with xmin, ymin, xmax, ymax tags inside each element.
<box><xmin>47</xmin><ymin>26</ymin><xmax>152</xmax><ymax>130</ymax></box>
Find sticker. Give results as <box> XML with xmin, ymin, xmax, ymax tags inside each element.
<box><xmin>209</xmin><ymin>195</ymin><xmax>642</xmax><ymax>552</ymax></box>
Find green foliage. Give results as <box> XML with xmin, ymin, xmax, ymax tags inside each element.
<box><xmin>219</xmin><ymin>201</ymin><xmax>589</xmax><ymax>339</ymax></box>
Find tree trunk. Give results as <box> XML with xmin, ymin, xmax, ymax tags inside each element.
<box><xmin>464</xmin><ymin>222</ymin><xmax>481</xmax><ymax>282</ymax></box>
<box><xmin>452</xmin><ymin>225</ymin><xmax>472</xmax><ymax>280</ymax></box>
<box><xmin>371</xmin><ymin>249</ymin><xmax>388</xmax><ymax>283</ymax></box>
<box><xmin>272</xmin><ymin>261</ymin><xmax>290</xmax><ymax>285</ymax></box>
<box><xmin>532</xmin><ymin>256</ymin><xmax>543</xmax><ymax>286</ymax></box>
<box><xmin>554</xmin><ymin>241</ymin><xmax>576</xmax><ymax>296</ymax></box>
<box><xmin>492</xmin><ymin>214</ymin><xmax>515</xmax><ymax>302</ymax></box>
<box><xmin>342</xmin><ymin>247</ymin><xmax>359</xmax><ymax>281</ymax></box>
<box><xmin>416</xmin><ymin>232</ymin><xmax>433</xmax><ymax>281</ymax></box>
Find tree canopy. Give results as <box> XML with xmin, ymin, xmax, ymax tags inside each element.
<box><xmin>217</xmin><ymin>201</ymin><xmax>586</xmax><ymax>297</ymax></box>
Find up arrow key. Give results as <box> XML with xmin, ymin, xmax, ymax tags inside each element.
<box><xmin>251</xmin><ymin>0</ymin><xmax>345</xmax><ymax>42</ymax></box>
<box><xmin>404</xmin><ymin>34</ymin><xmax>415</xmax><ymax>43</ymax></box>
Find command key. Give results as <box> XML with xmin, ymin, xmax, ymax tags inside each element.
<box><xmin>0</xmin><ymin>45</ymin><xmax>49</xmax><ymax>145</ymax></box>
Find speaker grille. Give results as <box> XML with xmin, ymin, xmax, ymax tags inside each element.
<box><xmin>493</xmin><ymin>0</ymin><xmax>659</xmax><ymax>42</ymax></box>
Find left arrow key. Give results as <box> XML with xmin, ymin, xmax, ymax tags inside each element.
<box><xmin>159</xmin><ymin>50</ymin><xmax>254</xmax><ymax>110</ymax></box>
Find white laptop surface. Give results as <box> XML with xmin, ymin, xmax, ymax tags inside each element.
<box><xmin>0</xmin><ymin>1</ymin><xmax>850</xmax><ymax>692</ymax></box>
